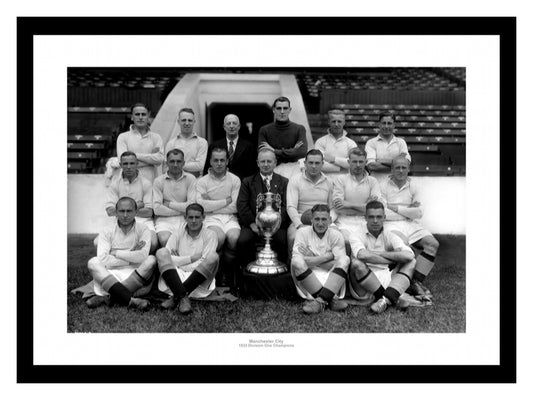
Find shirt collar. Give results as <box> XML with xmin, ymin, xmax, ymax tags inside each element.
<box><xmin>121</xmin><ymin>171</ymin><xmax>140</xmax><ymax>183</ymax></box>
<box><xmin>260</xmin><ymin>173</ymin><xmax>273</xmax><ymax>180</ymax></box>
<box><xmin>227</xmin><ymin>136</ymin><xmax>239</xmax><ymax>146</ymax></box>
<box><xmin>129</xmin><ymin>125</ymin><xmax>150</xmax><ymax>136</ymax></box>
<box><xmin>387</xmin><ymin>176</ymin><xmax>411</xmax><ymax>190</ymax></box>
<box><xmin>303</xmin><ymin>171</ymin><xmax>327</xmax><ymax>184</ymax></box>
<box><xmin>350</xmin><ymin>170</ymin><xmax>370</xmax><ymax>183</ymax></box>
<box><xmin>377</xmin><ymin>134</ymin><xmax>398</xmax><ymax>143</ymax></box>
<box><xmin>177</xmin><ymin>132</ymin><xmax>198</xmax><ymax>139</ymax></box>
<box><xmin>208</xmin><ymin>168</ymin><xmax>228</xmax><ymax>180</ymax></box>
<box><xmin>326</xmin><ymin>129</ymin><xmax>348</xmax><ymax>140</ymax></box>
<box><xmin>165</xmin><ymin>172</ymin><xmax>186</xmax><ymax>181</ymax></box>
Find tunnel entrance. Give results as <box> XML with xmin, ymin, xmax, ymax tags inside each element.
<box><xmin>206</xmin><ymin>102</ymin><xmax>273</xmax><ymax>148</ymax></box>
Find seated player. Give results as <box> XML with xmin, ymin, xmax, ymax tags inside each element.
<box><xmin>332</xmin><ymin>148</ymin><xmax>382</xmax><ymax>251</ymax></box>
<box><xmin>102</xmin><ymin>151</ymin><xmax>158</xmax><ymax>253</ymax></box>
<box><xmin>381</xmin><ymin>155</ymin><xmax>440</xmax><ymax>299</ymax></box>
<box><xmin>286</xmin><ymin>149</ymin><xmax>336</xmax><ymax>255</ymax></box>
<box><xmin>153</xmin><ymin>149</ymin><xmax>197</xmax><ymax>247</ymax></box>
<box><xmin>196</xmin><ymin>147</ymin><xmax>241</xmax><ymax>289</ymax></box>
<box><xmin>236</xmin><ymin>147</ymin><xmax>290</xmax><ymax>275</ymax></box>
<box><xmin>348</xmin><ymin>200</ymin><xmax>416</xmax><ymax>314</ymax></box>
<box><xmin>155</xmin><ymin>203</ymin><xmax>219</xmax><ymax>314</ymax></box>
<box><xmin>313</xmin><ymin>108</ymin><xmax>358</xmax><ymax>177</ymax></box>
<box><xmin>86</xmin><ymin>197</ymin><xmax>157</xmax><ymax>310</ymax></box>
<box><xmin>291</xmin><ymin>204</ymin><xmax>350</xmax><ymax>314</ymax></box>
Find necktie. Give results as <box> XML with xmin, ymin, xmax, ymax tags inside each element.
<box><xmin>264</xmin><ymin>177</ymin><xmax>271</xmax><ymax>192</ymax></box>
<box><xmin>228</xmin><ymin>140</ymin><xmax>234</xmax><ymax>162</ymax></box>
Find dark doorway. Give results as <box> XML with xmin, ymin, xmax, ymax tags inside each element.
<box><xmin>206</xmin><ymin>102</ymin><xmax>273</xmax><ymax>148</ymax></box>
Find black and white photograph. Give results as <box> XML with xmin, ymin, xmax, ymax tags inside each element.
<box><xmin>14</xmin><ymin>12</ymin><xmax>519</xmax><ymax>391</ymax></box>
<box><xmin>66</xmin><ymin>66</ymin><xmax>467</xmax><ymax>336</ymax></box>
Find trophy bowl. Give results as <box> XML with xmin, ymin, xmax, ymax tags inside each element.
<box><xmin>245</xmin><ymin>192</ymin><xmax>288</xmax><ymax>275</ymax></box>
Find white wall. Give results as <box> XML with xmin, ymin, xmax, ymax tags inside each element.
<box><xmin>68</xmin><ymin>175</ymin><xmax>465</xmax><ymax>235</ymax></box>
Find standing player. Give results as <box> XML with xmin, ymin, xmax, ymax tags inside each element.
<box><xmin>86</xmin><ymin>197</ymin><xmax>156</xmax><ymax>310</ymax></box>
<box><xmin>155</xmin><ymin>203</ymin><xmax>219</xmax><ymax>314</ymax></box>
<box><xmin>381</xmin><ymin>155</ymin><xmax>439</xmax><ymax>299</ymax></box>
<box><xmin>257</xmin><ymin>96</ymin><xmax>308</xmax><ymax>179</ymax></box>
<box><xmin>165</xmin><ymin>108</ymin><xmax>208</xmax><ymax>177</ymax></box>
<box><xmin>291</xmin><ymin>204</ymin><xmax>350</xmax><ymax>314</ymax></box>
<box><xmin>116</xmin><ymin>103</ymin><xmax>164</xmax><ymax>183</ymax></box>
<box><xmin>365</xmin><ymin>113</ymin><xmax>411</xmax><ymax>182</ymax></box>
<box><xmin>314</xmin><ymin>109</ymin><xmax>358</xmax><ymax>177</ymax></box>
<box><xmin>196</xmin><ymin>147</ymin><xmax>241</xmax><ymax>289</ymax></box>
<box><xmin>349</xmin><ymin>200</ymin><xmax>416</xmax><ymax>314</ymax></box>
<box><xmin>153</xmin><ymin>148</ymin><xmax>197</xmax><ymax>247</ymax></box>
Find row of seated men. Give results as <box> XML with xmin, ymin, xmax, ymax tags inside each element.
<box><xmin>87</xmin><ymin>144</ymin><xmax>439</xmax><ymax>315</ymax></box>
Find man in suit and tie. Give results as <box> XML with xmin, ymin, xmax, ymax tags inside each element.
<box><xmin>204</xmin><ymin>114</ymin><xmax>257</xmax><ymax>180</ymax></box>
<box><xmin>236</xmin><ymin>148</ymin><xmax>290</xmax><ymax>285</ymax></box>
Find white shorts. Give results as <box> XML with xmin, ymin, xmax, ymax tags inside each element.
<box><xmin>274</xmin><ymin>161</ymin><xmax>303</xmax><ymax>180</ymax></box>
<box><xmin>204</xmin><ymin>214</ymin><xmax>241</xmax><ymax>234</ymax></box>
<box><xmin>155</xmin><ymin>215</ymin><xmax>185</xmax><ymax>234</ymax></box>
<box><xmin>93</xmin><ymin>264</ymin><xmax>138</xmax><ymax>296</ymax></box>
<box><xmin>135</xmin><ymin>217</ymin><xmax>155</xmax><ymax>232</ymax></box>
<box><xmin>348</xmin><ymin>266</ymin><xmax>392</xmax><ymax>300</ymax></box>
<box><xmin>292</xmin><ymin>264</ymin><xmax>346</xmax><ymax>300</ymax></box>
<box><xmin>157</xmin><ymin>262</ymin><xmax>216</xmax><ymax>299</ymax></box>
<box><xmin>385</xmin><ymin>220</ymin><xmax>432</xmax><ymax>245</ymax></box>
<box><xmin>336</xmin><ymin>215</ymin><xmax>366</xmax><ymax>236</ymax></box>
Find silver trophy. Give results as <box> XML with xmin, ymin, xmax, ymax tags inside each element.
<box><xmin>245</xmin><ymin>191</ymin><xmax>288</xmax><ymax>275</ymax></box>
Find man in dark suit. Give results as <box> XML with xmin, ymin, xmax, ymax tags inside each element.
<box><xmin>204</xmin><ymin>114</ymin><xmax>257</xmax><ymax>180</ymax></box>
<box><xmin>236</xmin><ymin>148</ymin><xmax>290</xmax><ymax>281</ymax></box>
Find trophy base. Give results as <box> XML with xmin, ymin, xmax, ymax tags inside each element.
<box><xmin>245</xmin><ymin>250</ymin><xmax>288</xmax><ymax>275</ymax></box>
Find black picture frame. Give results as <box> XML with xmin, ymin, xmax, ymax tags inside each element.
<box><xmin>17</xmin><ymin>16</ymin><xmax>516</xmax><ymax>384</ymax></box>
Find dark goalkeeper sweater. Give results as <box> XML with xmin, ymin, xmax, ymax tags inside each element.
<box><xmin>257</xmin><ymin>120</ymin><xmax>307</xmax><ymax>163</ymax></box>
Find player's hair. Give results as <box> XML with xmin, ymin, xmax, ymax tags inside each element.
<box><xmin>185</xmin><ymin>203</ymin><xmax>204</xmax><ymax>216</ymax></box>
<box><xmin>178</xmin><ymin>108</ymin><xmax>195</xmax><ymax>118</ymax></box>
<box><xmin>120</xmin><ymin>151</ymin><xmax>138</xmax><ymax>161</ymax></box>
<box><xmin>257</xmin><ymin>147</ymin><xmax>276</xmax><ymax>159</ymax></box>
<box><xmin>130</xmin><ymin>103</ymin><xmax>150</xmax><ymax>113</ymax></box>
<box><xmin>305</xmin><ymin>149</ymin><xmax>323</xmax><ymax>161</ymax></box>
<box><xmin>311</xmin><ymin>203</ymin><xmax>330</xmax><ymax>214</ymax></box>
<box><xmin>392</xmin><ymin>155</ymin><xmax>411</xmax><ymax>168</ymax></box>
<box><xmin>327</xmin><ymin>109</ymin><xmax>346</xmax><ymax>119</ymax></box>
<box><xmin>348</xmin><ymin>147</ymin><xmax>367</xmax><ymax>159</ymax></box>
<box><xmin>366</xmin><ymin>200</ymin><xmax>385</xmax><ymax>212</ymax></box>
<box><xmin>223</xmin><ymin>114</ymin><xmax>240</xmax><ymax>124</ymax></box>
<box><xmin>166</xmin><ymin>148</ymin><xmax>185</xmax><ymax>160</ymax></box>
<box><xmin>211</xmin><ymin>146</ymin><xmax>228</xmax><ymax>159</ymax></box>
<box><xmin>272</xmin><ymin>96</ymin><xmax>291</xmax><ymax>109</ymax></box>
<box><xmin>116</xmin><ymin>196</ymin><xmax>137</xmax><ymax>210</ymax></box>
<box><xmin>378</xmin><ymin>112</ymin><xmax>396</xmax><ymax>122</ymax></box>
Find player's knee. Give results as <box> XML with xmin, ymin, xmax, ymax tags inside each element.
<box><xmin>155</xmin><ymin>247</ymin><xmax>171</xmax><ymax>265</ymax></box>
<box><xmin>157</xmin><ymin>232</ymin><xmax>170</xmax><ymax>247</ymax></box>
<box><xmin>226</xmin><ymin>230</ymin><xmax>240</xmax><ymax>248</ymax></box>
<box><xmin>291</xmin><ymin>257</ymin><xmax>306</xmax><ymax>275</ymax></box>
<box><xmin>350</xmin><ymin>258</ymin><xmax>367</xmax><ymax>274</ymax></box>
<box><xmin>424</xmin><ymin>236</ymin><xmax>439</xmax><ymax>255</ymax></box>
<box><xmin>87</xmin><ymin>257</ymin><xmax>101</xmax><ymax>273</ymax></box>
<box><xmin>205</xmin><ymin>252</ymin><xmax>219</xmax><ymax>266</ymax></box>
<box><xmin>338</xmin><ymin>255</ymin><xmax>350</xmax><ymax>270</ymax></box>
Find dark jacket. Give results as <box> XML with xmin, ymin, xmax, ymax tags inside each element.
<box><xmin>204</xmin><ymin>136</ymin><xmax>257</xmax><ymax>180</ymax></box>
<box><xmin>237</xmin><ymin>172</ymin><xmax>289</xmax><ymax>229</ymax></box>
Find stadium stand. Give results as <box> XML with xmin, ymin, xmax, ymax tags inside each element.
<box><xmin>67</xmin><ymin>68</ymin><xmax>465</xmax><ymax>176</ymax></box>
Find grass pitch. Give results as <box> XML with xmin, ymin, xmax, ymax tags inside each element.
<box><xmin>68</xmin><ymin>234</ymin><xmax>465</xmax><ymax>333</ymax></box>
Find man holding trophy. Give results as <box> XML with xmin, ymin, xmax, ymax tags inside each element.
<box><xmin>236</xmin><ymin>148</ymin><xmax>291</xmax><ymax>296</ymax></box>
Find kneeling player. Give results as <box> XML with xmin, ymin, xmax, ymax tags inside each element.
<box><xmin>86</xmin><ymin>196</ymin><xmax>156</xmax><ymax>310</ymax></box>
<box><xmin>291</xmin><ymin>204</ymin><xmax>350</xmax><ymax>314</ymax></box>
<box><xmin>155</xmin><ymin>203</ymin><xmax>219</xmax><ymax>315</ymax></box>
<box><xmin>349</xmin><ymin>200</ymin><xmax>416</xmax><ymax>314</ymax></box>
